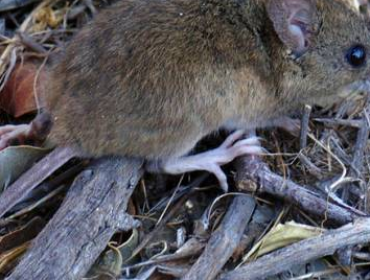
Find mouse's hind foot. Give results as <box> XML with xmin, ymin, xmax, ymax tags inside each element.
<box><xmin>147</xmin><ymin>130</ymin><xmax>264</xmax><ymax>192</ymax></box>
<box><xmin>0</xmin><ymin>112</ymin><xmax>52</xmax><ymax>150</ymax></box>
<box><xmin>0</xmin><ymin>124</ymin><xmax>32</xmax><ymax>150</ymax></box>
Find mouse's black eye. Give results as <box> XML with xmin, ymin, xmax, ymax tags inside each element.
<box><xmin>346</xmin><ymin>45</ymin><xmax>367</xmax><ymax>67</ymax></box>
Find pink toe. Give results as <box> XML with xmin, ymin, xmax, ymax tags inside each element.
<box><xmin>221</xmin><ymin>130</ymin><xmax>245</xmax><ymax>148</ymax></box>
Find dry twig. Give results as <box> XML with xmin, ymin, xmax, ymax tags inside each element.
<box><xmin>219</xmin><ymin>218</ymin><xmax>370</xmax><ymax>280</ymax></box>
<box><xmin>182</xmin><ymin>195</ymin><xmax>256</xmax><ymax>280</ymax></box>
<box><xmin>235</xmin><ymin>153</ymin><xmax>367</xmax><ymax>225</ymax></box>
<box><xmin>6</xmin><ymin>156</ymin><xmax>143</xmax><ymax>280</ymax></box>
<box><xmin>0</xmin><ymin>146</ymin><xmax>81</xmax><ymax>219</ymax></box>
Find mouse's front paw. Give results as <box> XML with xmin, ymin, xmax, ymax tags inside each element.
<box><xmin>196</xmin><ymin>130</ymin><xmax>264</xmax><ymax>191</ymax></box>
<box><xmin>152</xmin><ymin>130</ymin><xmax>264</xmax><ymax>192</ymax></box>
<box><xmin>211</xmin><ymin>129</ymin><xmax>264</xmax><ymax>164</ymax></box>
<box><xmin>0</xmin><ymin>124</ymin><xmax>32</xmax><ymax>150</ymax></box>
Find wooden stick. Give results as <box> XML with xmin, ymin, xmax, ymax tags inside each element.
<box><xmin>181</xmin><ymin>195</ymin><xmax>256</xmax><ymax>280</ymax></box>
<box><xmin>235</xmin><ymin>154</ymin><xmax>366</xmax><ymax>225</ymax></box>
<box><xmin>0</xmin><ymin>0</ymin><xmax>41</xmax><ymax>12</ymax></box>
<box><xmin>350</xmin><ymin>105</ymin><xmax>370</xmax><ymax>176</ymax></box>
<box><xmin>219</xmin><ymin>218</ymin><xmax>370</xmax><ymax>280</ymax></box>
<box><xmin>6</xmin><ymin>156</ymin><xmax>143</xmax><ymax>280</ymax></box>
<box><xmin>0</xmin><ymin>146</ymin><xmax>81</xmax><ymax>219</ymax></box>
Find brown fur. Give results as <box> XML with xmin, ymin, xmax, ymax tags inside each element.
<box><xmin>45</xmin><ymin>0</ymin><xmax>370</xmax><ymax>159</ymax></box>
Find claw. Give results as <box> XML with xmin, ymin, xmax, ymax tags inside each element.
<box><xmin>148</xmin><ymin>131</ymin><xmax>265</xmax><ymax>192</ymax></box>
<box><xmin>0</xmin><ymin>124</ymin><xmax>31</xmax><ymax>151</ymax></box>
<box><xmin>220</xmin><ymin>130</ymin><xmax>245</xmax><ymax>148</ymax></box>
<box><xmin>0</xmin><ymin>113</ymin><xmax>51</xmax><ymax>151</ymax></box>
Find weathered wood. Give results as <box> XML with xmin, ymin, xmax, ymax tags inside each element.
<box><xmin>219</xmin><ymin>218</ymin><xmax>370</xmax><ymax>280</ymax></box>
<box><xmin>0</xmin><ymin>0</ymin><xmax>40</xmax><ymax>12</ymax></box>
<box><xmin>6</xmin><ymin>156</ymin><xmax>143</xmax><ymax>280</ymax></box>
<box><xmin>235</xmin><ymin>155</ymin><xmax>367</xmax><ymax>225</ymax></box>
<box><xmin>0</xmin><ymin>146</ymin><xmax>81</xmax><ymax>219</ymax></box>
<box><xmin>182</xmin><ymin>195</ymin><xmax>256</xmax><ymax>280</ymax></box>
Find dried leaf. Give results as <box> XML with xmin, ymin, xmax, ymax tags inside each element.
<box><xmin>0</xmin><ymin>145</ymin><xmax>50</xmax><ymax>192</ymax></box>
<box><xmin>0</xmin><ymin>242</ymin><xmax>29</xmax><ymax>275</ymax></box>
<box><xmin>0</xmin><ymin>62</ymin><xmax>45</xmax><ymax>117</ymax></box>
<box><xmin>87</xmin><ymin>229</ymin><xmax>140</xmax><ymax>278</ymax></box>
<box><xmin>243</xmin><ymin>221</ymin><xmax>324</xmax><ymax>262</ymax></box>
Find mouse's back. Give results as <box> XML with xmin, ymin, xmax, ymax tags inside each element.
<box><xmin>45</xmin><ymin>0</ymin><xmax>276</xmax><ymax>158</ymax></box>
<box><xmin>45</xmin><ymin>0</ymin><xmax>370</xmax><ymax>160</ymax></box>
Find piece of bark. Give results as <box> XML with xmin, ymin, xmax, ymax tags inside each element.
<box><xmin>218</xmin><ymin>218</ymin><xmax>370</xmax><ymax>280</ymax></box>
<box><xmin>313</xmin><ymin>118</ymin><xmax>363</xmax><ymax>128</ymax></box>
<box><xmin>342</xmin><ymin>101</ymin><xmax>370</xmax><ymax>203</ymax></box>
<box><xmin>235</xmin><ymin>155</ymin><xmax>367</xmax><ymax>225</ymax></box>
<box><xmin>181</xmin><ymin>195</ymin><xmax>256</xmax><ymax>280</ymax></box>
<box><xmin>0</xmin><ymin>146</ymin><xmax>81</xmax><ymax>219</ymax></box>
<box><xmin>0</xmin><ymin>0</ymin><xmax>40</xmax><ymax>12</ymax></box>
<box><xmin>7</xmin><ymin>162</ymin><xmax>85</xmax><ymax>215</ymax></box>
<box><xmin>350</xmin><ymin>117</ymin><xmax>369</xmax><ymax>176</ymax></box>
<box><xmin>6</xmin><ymin>156</ymin><xmax>143</xmax><ymax>280</ymax></box>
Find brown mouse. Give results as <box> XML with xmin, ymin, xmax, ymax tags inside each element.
<box><xmin>1</xmin><ymin>0</ymin><xmax>370</xmax><ymax>191</ymax></box>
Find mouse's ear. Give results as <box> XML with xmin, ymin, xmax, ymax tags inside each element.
<box><xmin>266</xmin><ymin>0</ymin><xmax>317</xmax><ymax>56</ymax></box>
